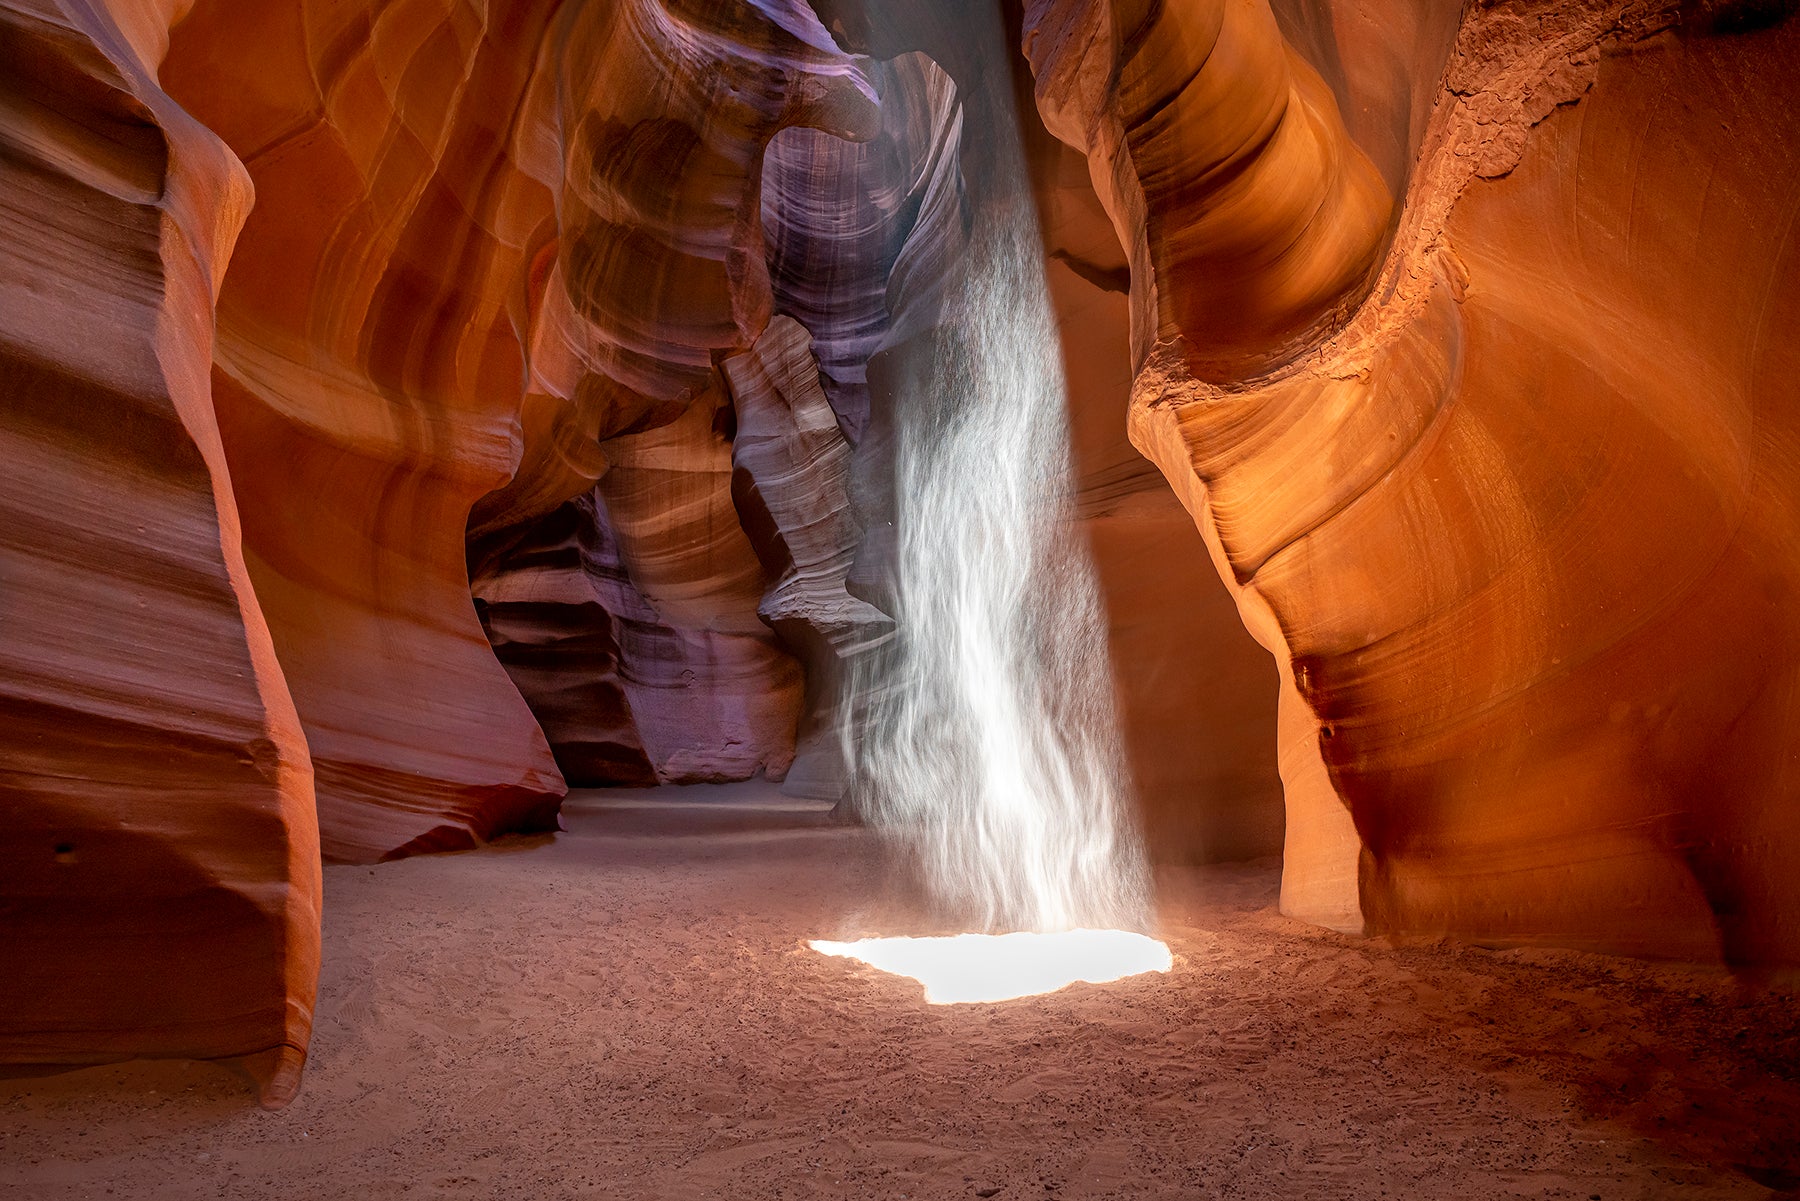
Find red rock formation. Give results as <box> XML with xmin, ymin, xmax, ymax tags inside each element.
<box><xmin>0</xmin><ymin>0</ymin><xmax>318</xmax><ymax>1105</ymax></box>
<box><xmin>1034</xmin><ymin>153</ymin><xmax>1286</xmax><ymax>864</ymax></box>
<box><xmin>159</xmin><ymin>0</ymin><xmax>569</xmax><ymax>862</ymax></box>
<box><xmin>10</xmin><ymin>0</ymin><xmax>1800</xmax><ymax>1114</ymax></box>
<box><xmin>471</xmin><ymin>500</ymin><xmax>658</xmax><ymax>789</ymax></box>
<box><xmin>468</xmin><ymin>0</ymin><xmax>882</xmax><ymax>537</ymax></box>
<box><xmin>459</xmin><ymin>0</ymin><xmax>880</xmax><ymax>793</ymax></box>
<box><xmin>154</xmin><ymin>0</ymin><xmax>885</xmax><ymax>859</ymax></box>
<box><xmin>761</xmin><ymin>53</ymin><xmax>960</xmax><ymax>441</ymax></box>
<box><xmin>1027</xmin><ymin>0</ymin><xmax>1800</xmax><ymax>964</ymax></box>
<box><xmin>594</xmin><ymin>392</ymin><xmax>806</xmax><ymax>782</ymax></box>
<box><xmin>723</xmin><ymin>316</ymin><xmax>891</xmax><ymax>796</ymax></box>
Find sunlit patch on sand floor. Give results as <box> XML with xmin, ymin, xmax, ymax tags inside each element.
<box><xmin>808</xmin><ymin>929</ymin><xmax>1173</xmax><ymax>1004</ymax></box>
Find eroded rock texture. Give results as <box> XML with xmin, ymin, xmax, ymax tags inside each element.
<box><xmin>472</xmin><ymin>499</ymin><xmax>657</xmax><ymax>790</ymax></box>
<box><xmin>0</xmin><ymin>0</ymin><xmax>318</xmax><ymax>1105</ymax></box>
<box><xmin>761</xmin><ymin>53</ymin><xmax>960</xmax><ymax>442</ymax></box>
<box><xmin>459</xmin><ymin>0</ymin><xmax>881</xmax><ymax>790</ymax></box>
<box><xmin>150</xmin><ymin>0</ymin><xmax>887</xmax><ymax>858</ymax></box>
<box><xmin>724</xmin><ymin>316</ymin><xmax>891</xmax><ymax>796</ymax></box>
<box><xmin>158</xmin><ymin>0</ymin><xmax>569</xmax><ymax>861</ymax></box>
<box><xmin>1029</xmin><ymin>0</ymin><xmax>1800</xmax><ymax>964</ymax></box>
<box><xmin>468</xmin><ymin>0</ymin><xmax>882</xmax><ymax>537</ymax></box>
<box><xmin>593</xmin><ymin>392</ymin><xmax>806</xmax><ymax>782</ymax></box>
<box><xmin>1032</xmin><ymin>140</ymin><xmax>1286</xmax><ymax>865</ymax></box>
<box><xmin>9</xmin><ymin>0</ymin><xmax>1800</xmax><ymax>1109</ymax></box>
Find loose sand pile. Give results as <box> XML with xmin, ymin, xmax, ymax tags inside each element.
<box><xmin>3</xmin><ymin>784</ymin><xmax>1797</xmax><ymax>1200</ymax></box>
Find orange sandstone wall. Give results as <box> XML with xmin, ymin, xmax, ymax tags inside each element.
<box><xmin>8</xmin><ymin>0</ymin><xmax>1800</xmax><ymax>1106</ymax></box>
<box><xmin>160</xmin><ymin>0</ymin><xmax>569</xmax><ymax>863</ymax></box>
<box><xmin>0</xmin><ymin>0</ymin><xmax>319</xmax><ymax>1105</ymax></box>
<box><xmin>1027</xmin><ymin>0</ymin><xmax>1800</xmax><ymax>964</ymax></box>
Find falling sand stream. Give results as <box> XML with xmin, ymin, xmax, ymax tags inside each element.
<box><xmin>813</xmin><ymin>11</ymin><xmax>1168</xmax><ymax>999</ymax></box>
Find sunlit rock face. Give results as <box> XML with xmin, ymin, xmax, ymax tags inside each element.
<box><xmin>1027</xmin><ymin>0</ymin><xmax>1800</xmax><ymax>965</ymax></box>
<box><xmin>153</xmin><ymin>0</ymin><xmax>879</xmax><ymax>857</ymax></box>
<box><xmin>0</xmin><ymin>0</ymin><xmax>318</xmax><ymax>1105</ymax></box>
<box><xmin>158</xmin><ymin>0</ymin><xmax>571</xmax><ymax>861</ymax></box>
<box><xmin>1023</xmin><ymin>91</ymin><xmax>1286</xmax><ymax>867</ymax></box>
<box><xmin>8</xmin><ymin>0</ymin><xmax>1800</xmax><ymax>1107</ymax></box>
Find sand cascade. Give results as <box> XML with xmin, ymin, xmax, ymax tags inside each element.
<box><xmin>843</xmin><ymin>43</ymin><xmax>1152</xmax><ymax>937</ymax></box>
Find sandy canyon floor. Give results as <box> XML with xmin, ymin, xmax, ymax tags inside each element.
<box><xmin>3</xmin><ymin>785</ymin><xmax>1799</xmax><ymax>1200</ymax></box>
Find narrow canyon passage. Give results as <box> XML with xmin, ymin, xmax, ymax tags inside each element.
<box><xmin>4</xmin><ymin>788</ymin><xmax>1796</xmax><ymax>1201</ymax></box>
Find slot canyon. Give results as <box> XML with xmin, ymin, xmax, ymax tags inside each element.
<box><xmin>2</xmin><ymin>0</ymin><xmax>1799</xmax><ymax>1196</ymax></box>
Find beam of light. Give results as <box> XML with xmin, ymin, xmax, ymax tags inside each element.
<box><xmin>834</xmin><ymin>8</ymin><xmax>1152</xmax><ymax>938</ymax></box>
<box><xmin>809</xmin><ymin>931</ymin><xmax>1172</xmax><ymax>1004</ymax></box>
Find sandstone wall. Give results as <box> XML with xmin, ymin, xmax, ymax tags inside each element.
<box><xmin>0</xmin><ymin>0</ymin><xmax>319</xmax><ymax>1105</ymax></box>
<box><xmin>1027</xmin><ymin>0</ymin><xmax>1800</xmax><ymax>963</ymax></box>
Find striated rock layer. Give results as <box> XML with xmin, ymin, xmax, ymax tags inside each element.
<box><xmin>155</xmin><ymin>0</ymin><xmax>884</xmax><ymax>858</ymax></box>
<box><xmin>723</xmin><ymin>316</ymin><xmax>891</xmax><ymax>797</ymax></box>
<box><xmin>0</xmin><ymin>0</ymin><xmax>319</xmax><ymax>1104</ymax></box>
<box><xmin>472</xmin><ymin>498</ymin><xmax>657</xmax><ymax>790</ymax></box>
<box><xmin>1028</xmin><ymin>0</ymin><xmax>1800</xmax><ymax>965</ymax></box>
<box><xmin>1014</xmin><ymin>43</ymin><xmax>1287</xmax><ymax>866</ymax></box>
<box><xmin>593</xmin><ymin>392</ymin><xmax>807</xmax><ymax>782</ymax></box>
<box><xmin>461</xmin><ymin>0</ymin><xmax>877</xmax><ymax>791</ymax></box>
<box><xmin>467</xmin><ymin>0</ymin><xmax>882</xmax><ymax>538</ymax></box>
<box><xmin>160</xmin><ymin>0</ymin><xmax>570</xmax><ymax>861</ymax></box>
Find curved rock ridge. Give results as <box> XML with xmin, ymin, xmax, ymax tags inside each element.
<box><xmin>723</xmin><ymin>316</ymin><xmax>892</xmax><ymax>797</ymax></box>
<box><xmin>761</xmin><ymin>53</ymin><xmax>960</xmax><ymax>442</ymax></box>
<box><xmin>0</xmin><ymin>0</ymin><xmax>318</xmax><ymax>1106</ymax></box>
<box><xmin>1028</xmin><ymin>0</ymin><xmax>1800</xmax><ymax>964</ymax></box>
<box><xmin>475</xmin><ymin>33</ymin><xmax>972</xmax><ymax>796</ymax></box>
<box><xmin>156</xmin><ymin>0</ymin><xmax>883</xmax><ymax>860</ymax></box>
<box><xmin>595</xmin><ymin>391</ymin><xmax>807</xmax><ymax>782</ymax></box>
<box><xmin>160</xmin><ymin>0</ymin><xmax>569</xmax><ymax>863</ymax></box>
<box><xmin>1026</xmin><ymin>126</ymin><xmax>1287</xmax><ymax>866</ymax></box>
<box><xmin>475</xmin><ymin>421</ymin><xmax>808</xmax><ymax>790</ymax></box>
<box><xmin>468</xmin><ymin>0</ymin><xmax>882</xmax><ymax>538</ymax></box>
<box><xmin>1026</xmin><ymin>0</ymin><xmax>1399</xmax><ymax>383</ymax></box>
<box><xmin>471</xmin><ymin>497</ymin><xmax>658</xmax><ymax>790</ymax></box>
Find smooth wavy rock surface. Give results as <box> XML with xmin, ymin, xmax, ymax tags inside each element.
<box><xmin>468</xmin><ymin>0</ymin><xmax>881</xmax><ymax>537</ymax></box>
<box><xmin>0</xmin><ymin>0</ymin><xmax>319</xmax><ymax>1104</ymax></box>
<box><xmin>1029</xmin><ymin>131</ymin><xmax>1287</xmax><ymax>865</ymax></box>
<box><xmin>595</xmin><ymin>392</ymin><xmax>806</xmax><ymax>783</ymax></box>
<box><xmin>761</xmin><ymin>53</ymin><xmax>960</xmax><ymax>442</ymax></box>
<box><xmin>472</xmin><ymin>498</ymin><xmax>658</xmax><ymax>790</ymax></box>
<box><xmin>1028</xmin><ymin>0</ymin><xmax>1800</xmax><ymax>964</ymax></box>
<box><xmin>159</xmin><ymin>0</ymin><xmax>568</xmax><ymax>862</ymax></box>
<box><xmin>153</xmin><ymin>0</ymin><xmax>885</xmax><ymax>860</ymax></box>
<box><xmin>723</xmin><ymin>316</ymin><xmax>892</xmax><ymax>797</ymax></box>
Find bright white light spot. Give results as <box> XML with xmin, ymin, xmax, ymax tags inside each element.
<box><xmin>809</xmin><ymin>930</ymin><xmax>1172</xmax><ymax>1004</ymax></box>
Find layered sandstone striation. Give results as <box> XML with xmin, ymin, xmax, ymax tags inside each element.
<box><xmin>472</xmin><ymin>497</ymin><xmax>658</xmax><ymax>790</ymax></box>
<box><xmin>1028</xmin><ymin>0</ymin><xmax>1800</xmax><ymax>964</ymax></box>
<box><xmin>1032</xmin><ymin>142</ymin><xmax>1286</xmax><ymax>865</ymax></box>
<box><xmin>159</xmin><ymin>0</ymin><xmax>570</xmax><ymax>861</ymax></box>
<box><xmin>0</xmin><ymin>0</ymin><xmax>884</xmax><ymax>1095</ymax></box>
<box><xmin>7</xmin><ymin>0</ymin><xmax>1800</xmax><ymax>1111</ymax></box>
<box><xmin>153</xmin><ymin>0</ymin><xmax>885</xmax><ymax>858</ymax></box>
<box><xmin>467</xmin><ymin>0</ymin><xmax>882</xmax><ymax>538</ymax></box>
<box><xmin>723</xmin><ymin>316</ymin><xmax>891</xmax><ymax>796</ymax></box>
<box><xmin>461</xmin><ymin>0</ymin><xmax>880</xmax><ymax>790</ymax></box>
<box><xmin>0</xmin><ymin>0</ymin><xmax>319</xmax><ymax>1105</ymax></box>
<box><xmin>591</xmin><ymin>393</ymin><xmax>806</xmax><ymax>782</ymax></box>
